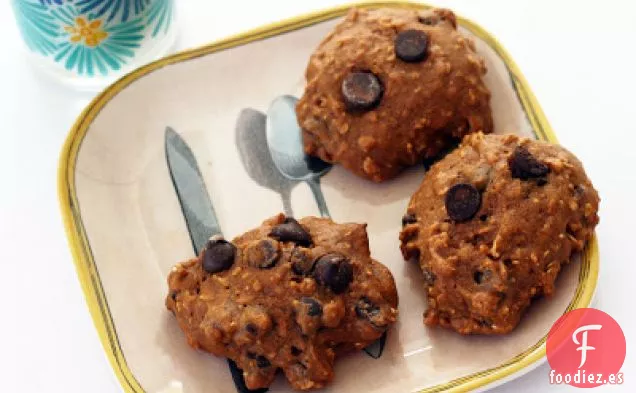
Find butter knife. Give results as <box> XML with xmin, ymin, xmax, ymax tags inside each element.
<box><xmin>165</xmin><ymin>127</ymin><xmax>267</xmax><ymax>393</ymax></box>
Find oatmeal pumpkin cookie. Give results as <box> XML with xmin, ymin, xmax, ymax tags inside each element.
<box><xmin>167</xmin><ymin>214</ymin><xmax>398</xmax><ymax>390</ymax></box>
<box><xmin>297</xmin><ymin>7</ymin><xmax>493</xmax><ymax>182</ymax></box>
<box><xmin>400</xmin><ymin>133</ymin><xmax>599</xmax><ymax>334</ymax></box>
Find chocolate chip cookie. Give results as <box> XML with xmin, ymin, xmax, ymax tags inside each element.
<box><xmin>166</xmin><ymin>214</ymin><xmax>398</xmax><ymax>390</ymax></box>
<box><xmin>400</xmin><ymin>133</ymin><xmax>599</xmax><ymax>334</ymax></box>
<box><xmin>297</xmin><ymin>7</ymin><xmax>493</xmax><ymax>182</ymax></box>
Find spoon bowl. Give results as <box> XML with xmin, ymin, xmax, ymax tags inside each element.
<box><xmin>235</xmin><ymin>108</ymin><xmax>297</xmax><ymax>216</ymax></box>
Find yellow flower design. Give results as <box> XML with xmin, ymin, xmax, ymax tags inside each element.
<box><xmin>65</xmin><ymin>17</ymin><xmax>108</xmax><ymax>47</ymax></box>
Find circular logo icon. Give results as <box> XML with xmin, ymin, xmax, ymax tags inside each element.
<box><xmin>547</xmin><ymin>308</ymin><xmax>626</xmax><ymax>387</ymax></box>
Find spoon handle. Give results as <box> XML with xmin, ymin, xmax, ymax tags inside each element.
<box><xmin>306</xmin><ymin>178</ymin><xmax>330</xmax><ymax>218</ymax></box>
<box><xmin>280</xmin><ymin>188</ymin><xmax>294</xmax><ymax>217</ymax></box>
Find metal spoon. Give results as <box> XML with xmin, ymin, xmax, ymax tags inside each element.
<box><xmin>266</xmin><ymin>95</ymin><xmax>332</xmax><ymax>217</ymax></box>
<box><xmin>235</xmin><ymin>108</ymin><xmax>297</xmax><ymax>216</ymax></box>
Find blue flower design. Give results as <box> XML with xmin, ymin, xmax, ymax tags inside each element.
<box><xmin>40</xmin><ymin>0</ymin><xmax>67</xmax><ymax>5</ymax></box>
<box><xmin>13</xmin><ymin>0</ymin><xmax>173</xmax><ymax>77</ymax></box>
<box><xmin>52</xmin><ymin>5</ymin><xmax>144</xmax><ymax>76</ymax></box>
<box><xmin>75</xmin><ymin>0</ymin><xmax>149</xmax><ymax>23</ymax></box>
<box><xmin>12</xmin><ymin>1</ymin><xmax>60</xmax><ymax>55</ymax></box>
<box><xmin>146</xmin><ymin>0</ymin><xmax>172</xmax><ymax>37</ymax></box>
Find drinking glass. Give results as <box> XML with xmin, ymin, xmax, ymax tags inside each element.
<box><xmin>11</xmin><ymin>0</ymin><xmax>177</xmax><ymax>90</ymax></box>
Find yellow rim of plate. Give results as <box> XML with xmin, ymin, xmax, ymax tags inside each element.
<box><xmin>57</xmin><ymin>1</ymin><xmax>600</xmax><ymax>392</ymax></box>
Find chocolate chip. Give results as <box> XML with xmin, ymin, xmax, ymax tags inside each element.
<box><xmin>312</xmin><ymin>253</ymin><xmax>353</xmax><ymax>294</ymax></box>
<box><xmin>202</xmin><ymin>238</ymin><xmax>236</xmax><ymax>273</ymax></box>
<box><xmin>473</xmin><ymin>270</ymin><xmax>491</xmax><ymax>284</ymax></box>
<box><xmin>341</xmin><ymin>71</ymin><xmax>384</xmax><ymax>112</ymax></box>
<box><xmin>402</xmin><ymin>213</ymin><xmax>417</xmax><ymax>226</ymax></box>
<box><xmin>445</xmin><ymin>183</ymin><xmax>482</xmax><ymax>222</ymax></box>
<box><xmin>246</xmin><ymin>239</ymin><xmax>280</xmax><ymax>269</ymax></box>
<box><xmin>269</xmin><ymin>217</ymin><xmax>312</xmax><ymax>246</ymax></box>
<box><xmin>256</xmin><ymin>356</ymin><xmax>270</xmax><ymax>368</ymax></box>
<box><xmin>245</xmin><ymin>324</ymin><xmax>257</xmax><ymax>335</ymax></box>
<box><xmin>300</xmin><ymin>297</ymin><xmax>323</xmax><ymax>317</ymax></box>
<box><xmin>479</xmin><ymin>214</ymin><xmax>488</xmax><ymax>222</ymax></box>
<box><xmin>536</xmin><ymin>177</ymin><xmax>548</xmax><ymax>186</ymax></box>
<box><xmin>395</xmin><ymin>29</ymin><xmax>429</xmax><ymax>63</ymax></box>
<box><xmin>291</xmin><ymin>346</ymin><xmax>302</xmax><ymax>356</ymax></box>
<box><xmin>509</xmin><ymin>146</ymin><xmax>550</xmax><ymax>180</ymax></box>
<box><xmin>259</xmin><ymin>241</ymin><xmax>279</xmax><ymax>268</ymax></box>
<box><xmin>291</xmin><ymin>247</ymin><xmax>314</xmax><ymax>276</ymax></box>
<box><xmin>169</xmin><ymin>291</ymin><xmax>178</xmax><ymax>301</ymax></box>
<box><xmin>478</xmin><ymin>319</ymin><xmax>493</xmax><ymax>328</ymax></box>
<box><xmin>355</xmin><ymin>297</ymin><xmax>380</xmax><ymax>321</ymax></box>
<box><xmin>574</xmin><ymin>184</ymin><xmax>586</xmax><ymax>196</ymax></box>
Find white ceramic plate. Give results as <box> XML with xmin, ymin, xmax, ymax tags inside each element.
<box><xmin>59</xmin><ymin>2</ymin><xmax>599</xmax><ymax>392</ymax></box>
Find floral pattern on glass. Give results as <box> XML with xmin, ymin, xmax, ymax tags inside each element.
<box><xmin>12</xmin><ymin>0</ymin><xmax>173</xmax><ymax>77</ymax></box>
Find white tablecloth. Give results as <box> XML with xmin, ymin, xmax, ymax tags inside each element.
<box><xmin>0</xmin><ymin>0</ymin><xmax>633</xmax><ymax>391</ymax></box>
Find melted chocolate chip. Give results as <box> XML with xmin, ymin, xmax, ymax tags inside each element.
<box><xmin>478</xmin><ymin>319</ymin><xmax>493</xmax><ymax>328</ymax></box>
<box><xmin>246</xmin><ymin>239</ymin><xmax>280</xmax><ymax>269</ymax></box>
<box><xmin>394</xmin><ymin>29</ymin><xmax>429</xmax><ymax>63</ymax></box>
<box><xmin>245</xmin><ymin>324</ymin><xmax>257</xmax><ymax>335</ymax></box>
<box><xmin>269</xmin><ymin>217</ymin><xmax>312</xmax><ymax>246</ymax></box>
<box><xmin>312</xmin><ymin>253</ymin><xmax>353</xmax><ymax>294</ymax></box>
<box><xmin>574</xmin><ymin>184</ymin><xmax>586</xmax><ymax>196</ymax></box>
<box><xmin>300</xmin><ymin>297</ymin><xmax>323</xmax><ymax>317</ymax></box>
<box><xmin>445</xmin><ymin>183</ymin><xmax>482</xmax><ymax>222</ymax></box>
<box><xmin>256</xmin><ymin>356</ymin><xmax>270</xmax><ymax>368</ymax></box>
<box><xmin>402</xmin><ymin>213</ymin><xmax>417</xmax><ymax>226</ymax></box>
<box><xmin>509</xmin><ymin>146</ymin><xmax>550</xmax><ymax>180</ymax></box>
<box><xmin>341</xmin><ymin>71</ymin><xmax>384</xmax><ymax>112</ymax></box>
<box><xmin>202</xmin><ymin>238</ymin><xmax>236</xmax><ymax>273</ymax></box>
<box><xmin>473</xmin><ymin>269</ymin><xmax>492</xmax><ymax>284</ymax></box>
<box><xmin>291</xmin><ymin>247</ymin><xmax>314</xmax><ymax>276</ymax></box>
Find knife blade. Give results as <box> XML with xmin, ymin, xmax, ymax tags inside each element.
<box><xmin>165</xmin><ymin>127</ymin><xmax>223</xmax><ymax>254</ymax></box>
<box><xmin>165</xmin><ymin>127</ymin><xmax>267</xmax><ymax>393</ymax></box>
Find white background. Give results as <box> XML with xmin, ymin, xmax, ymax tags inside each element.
<box><xmin>0</xmin><ymin>0</ymin><xmax>634</xmax><ymax>392</ymax></box>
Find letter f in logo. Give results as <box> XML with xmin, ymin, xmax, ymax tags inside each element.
<box><xmin>572</xmin><ymin>324</ymin><xmax>602</xmax><ymax>368</ymax></box>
